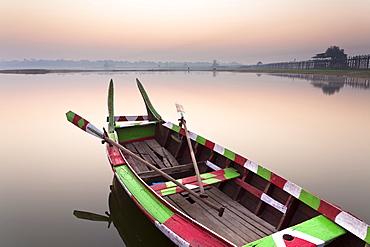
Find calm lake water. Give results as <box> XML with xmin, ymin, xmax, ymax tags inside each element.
<box><xmin>0</xmin><ymin>71</ymin><xmax>369</xmax><ymax>246</ymax></box>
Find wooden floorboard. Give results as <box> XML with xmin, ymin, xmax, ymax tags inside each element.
<box><xmin>164</xmin><ymin>186</ymin><xmax>277</xmax><ymax>246</ymax></box>
<box><xmin>145</xmin><ymin>139</ymin><xmax>180</xmax><ymax>167</ymax></box>
<box><xmin>124</xmin><ymin>143</ymin><xmax>149</xmax><ymax>172</ymax></box>
<box><xmin>144</xmin><ymin>139</ymin><xmax>172</xmax><ymax>167</ymax></box>
<box><xmin>165</xmin><ymin>193</ymin><xmax>248</xmax><ymax>246</ymax></box>
<box><xmin>207</xmin><ymin>187</ymin><xmax>276</xmax><ymax>235</ymax></box>
<box><xmin>139</xmin><ymin>141</ymin><xmax>167</xmax><ymax>169</ymax></box>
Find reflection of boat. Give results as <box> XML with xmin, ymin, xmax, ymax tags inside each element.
<box><xmin>67</xmin><ymin>79</ymin><xmax>370</xmax><ymax>246</ymax></box>
<box><xmin>109</xmin><ymin>175</ymin><xmax>177</xmax><ymax>246</ymax></box>
<box><xmin>73</xmin><ymin>176</ymin><xmax>176</xmax><ymax>246</ymax></box>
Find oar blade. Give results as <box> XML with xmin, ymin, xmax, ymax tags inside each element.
<box><xmin>66</xmin><ymin>110</ymin><xmax>103</xmax><ymax>138</ymax></box>
<box><xmin>107</xmin><ymin>79</ymin><xmax>115</xmax><ymax>133</ymax></box>
<box><xmin>136</xmin><ymin>78</ymin><xmax>162</xmax><ymax>121</ymax></box>
<box><xmin>73</xmin><ymin>210</ymin><xmax>110</xmax><ymax>222</ymax></box>
<box><xmin>175</xmin><ymin>102</ymin><xmax>186</xmax><ymax>119</ymax></box>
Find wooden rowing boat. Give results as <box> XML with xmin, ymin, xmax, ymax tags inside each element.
<box><xmin>67</xmin><ymin>79</ymin><xmax>370</xmax><ymax>247</ymax></box>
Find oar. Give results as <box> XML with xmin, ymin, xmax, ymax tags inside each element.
<box><xmin>73</xmin><ymin>210</ymin><xmax>112</xmax><ymax>228</ymax></box>
<box><xmin>107</xmin><ymin>79</ymin><xmax>115</xmax><ymax>135</ymax></box>
<box><xmin>66</xmin><ymin>110</ymin><xmax>225</xmax><ymax>216</ymax></box>
<box><xmin>175</xmin><ymin>102</ymin><xmax>208</xmax><ymax>198</ymax></box>
<box><xmin>136</xmin><ymin>78</ymin><xmax>162</xmax><ymax>121</ymax></box>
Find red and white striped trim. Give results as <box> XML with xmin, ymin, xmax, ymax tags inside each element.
<box><xmin>114</xmin><ymin>115</ymin><xmax>148</xmax><ymax>122</ymax></box>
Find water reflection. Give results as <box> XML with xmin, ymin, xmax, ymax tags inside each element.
<box><xmin>74</xmin><ymin>177</ymin><xmax>176</xmax><ymax>247</ymax></box>
<box><xmin>1</xmin><ymin>72</ymin><xmax>369</xmax><ymax>245</ymax></box>
<box><xmin>268</xmin><ymin>73</ymin><xmax>370</xmax><ymax>95</ymax></box>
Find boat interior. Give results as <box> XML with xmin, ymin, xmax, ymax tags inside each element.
<box><xmin>112</xmin><ymin>121</ymin><xmax>363</xmax><ymax>246</ymax></box>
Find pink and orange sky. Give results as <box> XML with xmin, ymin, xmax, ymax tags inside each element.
<box><xmin>1</xmin><ymin>0</ymin><xmax>370</xmax><ymax>64</ymax></box>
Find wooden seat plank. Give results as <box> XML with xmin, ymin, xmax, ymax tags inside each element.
<box><xmin>151</xmin><ymin>168</ymin><xmax>240</xmax><ymax>196</ymax></box>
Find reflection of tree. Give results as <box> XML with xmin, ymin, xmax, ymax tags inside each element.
<box><xmin>267</xmin><ymin>73</ymin><xmax>370</xmax><ymax>95</ymax></box>
<box><xmin>212</xmin><ymin>59</ymin><xmax>219</xmax><ymax>68</ymax></box>
<box><xmin>313</xmin><ymin>84</ymin><xmax>342</xmax><ymax>95</ymax></box>
<box><xmin>322</xmin><ymin>86</ymin><xmax>340</xmax><ymax>95</ymax></box>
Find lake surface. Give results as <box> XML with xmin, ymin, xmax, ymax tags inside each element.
<box><xmin>0</xmin><ymin>71</ymin><xmax>369</xmax><ymax>246</ymax></box>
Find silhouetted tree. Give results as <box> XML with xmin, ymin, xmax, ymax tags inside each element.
<box><xmin>212</xmin><ymin>59</ymin><xmax>219</xmax><ymax>68</ymax></box>
<box><xmin>325</xmin><ymin>46</ymin><xmax>347</xmax><ymax>60</ymax></box>
<box><xmin>324</xmin><ymin>46</ymin><xmax>348</xmax><ymax>69</ymax></box>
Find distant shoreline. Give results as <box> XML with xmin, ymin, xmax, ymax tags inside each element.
<box><xmin>1</xmin><ymin>68</ymin><xmax>370</xmax><ymax>79</ymax></box>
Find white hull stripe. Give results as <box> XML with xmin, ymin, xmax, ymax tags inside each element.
<box><xmin>283</xmin><ymin>180</ymin><xmax>302</xmax><ymax>199</ymax></box>
<box><xmin>188</xmin><ymin>131</ymin><xmax>197</xmax><ymax>141</ymax></box>
<box><xmin>214</xmin><ymin>143</ymin><xmax>225</xmax><ymax>155</ymax></box>
<box><xmin>243</xmin><ymin>160</ymin><xmax>259</xmax><ymax>173</ymax></box>
<box><xmin>335</xmin><ymin>212</ymin><xmax>368</xmax><ymax>240</ymax></box>
<box><xmin>163</xmin><ymin>122</ymin><xmax>174</xmax><ymax>130</ymax></box>
<box><xmin>155</xmin><ymin>221</ymin><xmax>190</xmax><ymax>247</ymax></box>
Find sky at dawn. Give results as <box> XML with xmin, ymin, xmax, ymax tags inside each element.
<box><xmin>1</xmin><ymin>0</ymin><xmax>370</xmax><ymax>64</ymax></box>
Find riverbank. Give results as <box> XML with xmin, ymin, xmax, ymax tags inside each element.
<box><xmin>236</xmin><ymin>69</ymin><xmax>370</xmax><ymax>79</ymax></box>
<box><xmin>1</xmin><ymin>68</ymin><xmax>370</xmax><ymax>79</ymax></box>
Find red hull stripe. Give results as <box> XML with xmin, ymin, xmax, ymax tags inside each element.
<box><xmin>205</xmin><ymin>139</ymin><xmax>215</xmax><ymax>150</ymax></box>
<box><xmin>163</xmin><ymin>214</ymin><xmax>232</xmax><ymax>247</ymax></box>
<box><xmin>162</xmin><ymin>121</ymin><xmax>370</xmax><ymax>243</ymax></box>
<box><xmin>107</xmin><ymin>146</ymin><xmax>126</xmax><ymax>166</ymax></box>
<box><xmin>270</xmin><ymin>173</ymin><xmax>288</xmax><ymax>189</ymax></box>
<box><xmin>234</xmin><ymin>153</ymin><xmax>247</xmax><ymax>166</ymax></box>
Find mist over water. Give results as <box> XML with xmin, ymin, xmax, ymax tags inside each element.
<box><xmin>0</xmin><ymin>71</ymin><xmax>369</xmax><ymax>246</ymax></box>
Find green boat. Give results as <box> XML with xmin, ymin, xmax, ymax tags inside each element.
<box><xmin>67</xmin><ymin>79</ymin><xmax>370</xmax><ymax>247</ymax></box>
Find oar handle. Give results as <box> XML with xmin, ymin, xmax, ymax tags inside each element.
<box><xmin>181</xmin><ymin>120</ymin><xmax>207</xmax><ymax>197</ymax></box>
<box><xmin>103</xmin><ymin>136</ymin><xmax>224</xmax><ymax>216</ymax></box>
<box><xmin>176</xmin><ymin>102</ymin><xmax>207</xmax><ymax>197</ymax></box>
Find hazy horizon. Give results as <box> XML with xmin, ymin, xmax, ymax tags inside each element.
<box><xmin>1</xmin><ymin>0</ymin><xmax>370</xmax><ymax>64</ymax></box>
